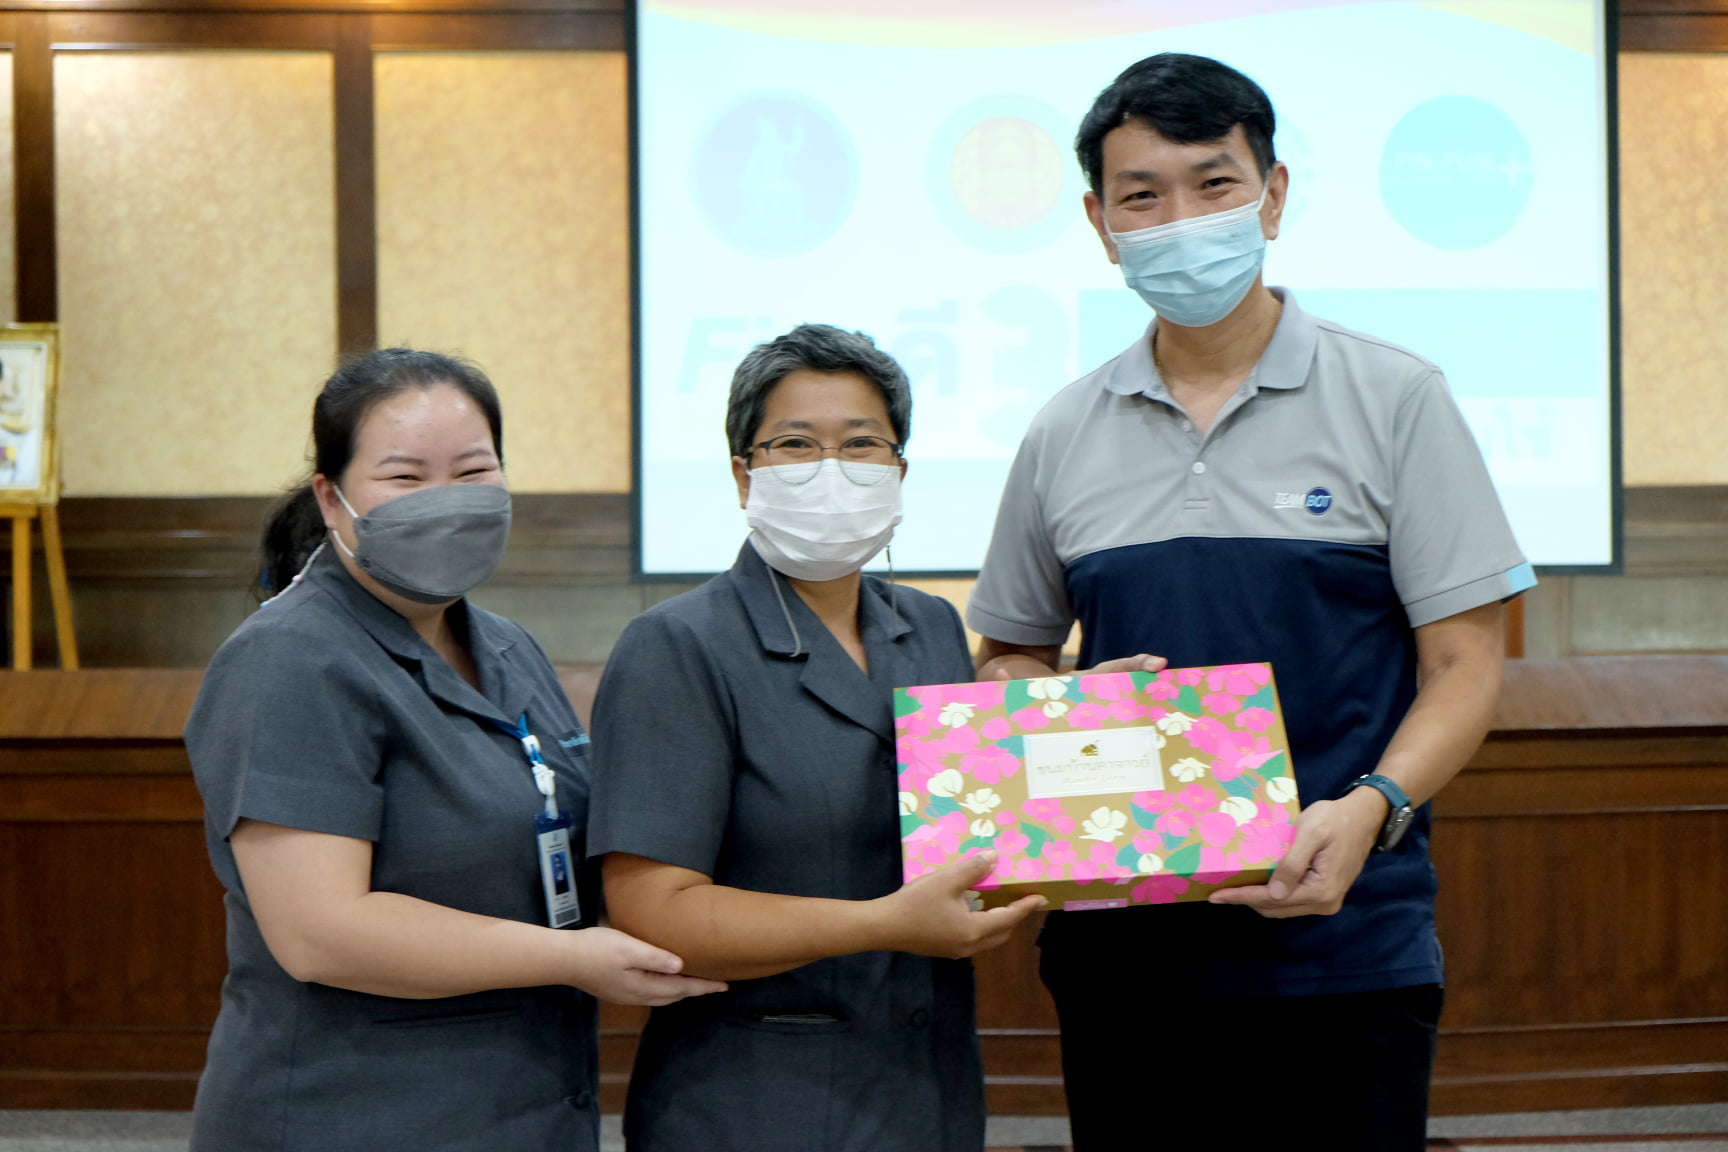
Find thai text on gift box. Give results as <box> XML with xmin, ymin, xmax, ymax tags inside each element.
<box><xmin>895</xmin><ymin>666</ymin><xmax>1302</xmax><ymax>910</ymax></box>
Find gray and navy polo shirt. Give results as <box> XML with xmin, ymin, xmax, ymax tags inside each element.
<box><xmin>968</xmin><ymin>287</ymin><xmax>1533</xmax><ymax>996</ymax></box>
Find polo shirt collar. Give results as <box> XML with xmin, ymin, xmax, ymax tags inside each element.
<box><xmin>303</xmin><ymin>543</ymin><xmax>523</xmax><ymax>724</ymax></box>
<box><xmin>1102</xmin><ymin>286</ymin><xmax>1319</xmax><ymax>400</ymax></box>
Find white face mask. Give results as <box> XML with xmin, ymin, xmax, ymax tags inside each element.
<box><xmin>745</xmin><ymin>458</ymin><xmax>903</xmax><ymax>582</ymax></box>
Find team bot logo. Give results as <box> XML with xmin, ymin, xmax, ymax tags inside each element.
<box><xmin>1305</xmin><ymin>487</ymin><xmax>1333</xmax><ymax>515</ymax></box>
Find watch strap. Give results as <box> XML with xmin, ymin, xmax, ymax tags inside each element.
<box><xmin>1343</xmin><ymin>773</ymin><xmax>1410</xmax><ymax>812</ymax></box>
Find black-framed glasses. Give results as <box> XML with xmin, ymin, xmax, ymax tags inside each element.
<box><xmin>750</xmin><ymin>434</ymin><xmax>902</xmax><ymax>485</ymax></box>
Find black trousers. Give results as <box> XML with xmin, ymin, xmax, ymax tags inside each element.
<box><xmin>1041</xmin><ymin>943</ymin><xmax>1443</xmax><ymax>1152</ymax></box>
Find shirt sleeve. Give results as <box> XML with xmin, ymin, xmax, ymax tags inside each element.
<box><xmin>585</xmin><ymin>609</ymin><xmax>739</xmax><ymax>877</ymax></box>
<box><xmin>966</xmin><ymin>429</ymin><xmax>1076</xmax><ymax>647</ymax></box>
<box><xmin>1390</xmin><ymin>371</ymin><xmax>1537</xmax><ymax>628</ymax></box>
<box><xmin>184</xmin><ymin>614</ymin><xmax>390</xmax><ymax>843</ymax></box>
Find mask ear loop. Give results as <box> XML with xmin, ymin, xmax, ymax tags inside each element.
<box><xmin>886</xmin><ymin>545</ymin><xmax>902</xmax><ymax>627</ymax></box>
<box><xmin>765</xmin><ymin>565</ymin><xmax>805</xmax><ymax>659</ymax></box>
<box><xmin>262</xmin><ymin>542</ymin><xmax>325</xmax><ymax>607</ymax></box>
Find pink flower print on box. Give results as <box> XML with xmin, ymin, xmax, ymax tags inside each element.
<box><xmin>936</xmin><ymin>724</ymin><xmax>980</xmax><ymax>756</ymax></box>
<box><xmin>1132</xmin><ymin>874</ymin><xmax>1192</xmax><ymax>905</ymax></box>
<box><xmin>1132</xmin><ymin>789</ymin><xmax>1173</xmax><ymax>817</ymax></box>
<box><xmin>1175</xmin><ymin>783</ymin><xmax>1214</xmax><ymax>812</ymax></box>
<box><xmin>1174</xmin><ymin>667</ymin><xmax>1205</xmax><ymax>686</ymax></box>
<box><xmin>1013</xmin><ymin>856</ymin><xmax>1045</xmax><ymax>881</ymax></box>
<box><xmin>1079</xmin><ymin>672</ymin><xmax>1136</xmax><ymax>701</ymax></box>
<box><xmin>995</xmin><ymin>828</ymin><xmax>1031</xmax><ymax>855</ymax></box>
<box><xmin>1107</xmin><ymin>698</ymin><xmax>1149</xmax><ymax>723</ymax></box>
<box><xmin>962</xmin><ymin>744</ymin><xmax>1020</xmax><ymax>785</ymax></box>
<box><xmin>1043</xmin><ymin>839</ymin><xmax>1078</xmax><ymax>869</ymax></box>
<box><xmin>1010</xmin><ymin>705</ymin><xmax>1051</xmax><ymax>731</ymax></box>
<box><xmin>1201</xmin><ymin>691</ymin><xmax>1242</xmax><ymax>715</ymax></box>
<box><xmin>1238</xmin><ymin>818</ymin><xmax>1295</xmax><ymax>865</ymax></box>
<box><xmin>1088</xmin><ymin>840</ymin><xmax>1132</xmax><ymax>880</ymax></box>
<box><xmin>1142</xmin><ymin>678</ymin><xmax>1178</xmax><ymax>702</ymax></box>
<box><xmin>904</xmin><ymin>810</ymin><xmax>967</xmax><ymax>874</ymax></box>
<box><xmin>1194</xmin><ymin>846</ymin><xmax>1245</xmax><ymax>885</ymax></box>
<box><xmin>1021</xmin><ymin>798</ymin><xmax>1075</xmax><ymax>834</ymax></box>
<box><xmin>1236</xmin><ymin>706</ymin><xmax>1276</xmax><ymax>732</ymax></box>
<box><xmin>1187</xmin><ymin>716</ymin><xmax>1234</xmax><ymax>757</ymax></box>
<box><xmin>1198</xmin><ymin>810</ymin><xmax>1239</xmax><ymax>848</ymax></box>
<box><xmin>895</xmin><ymin>709</ymin><xmax>931</xmax><ymax>738</ymax></box>
<box><xmin>1154</xmin><ymin>808</ymin><xmax>1193</xmax><ymax>840</ymax></box>
<box><xmin>897</xmin><ymin>737</ymin><xmax>945</xmax><ymax>793</ymax></box>
<box><xmin>980</xmin><ymin>716</ymin><xmax>1010</xmax><ymax>741</ymax></box>
<box><xmin>1214</xmin><ymin>742</ymin><xmax>1277</xmax><ymax>784</ymax></box>
<box><xmin>1208</xmin><ymin>663</ymin><xmax>1271</xmax><ymax>696</ymax></box>
<box><xmin>1065</xmin><ymin>703</ymin><xmax>1112</xmax><ymax>730</ymax></box>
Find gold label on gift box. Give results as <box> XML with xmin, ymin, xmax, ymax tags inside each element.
<box><xmin>1023</xmin><ymin>727</ymin><xmax>1165</xmax><ymax>799</ymax></box>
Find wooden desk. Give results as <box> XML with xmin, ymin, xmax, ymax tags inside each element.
<box><xmin>2</xmin><ymin>661</ymin><xmax>1724</xmax><ymax>1113</ymax></box>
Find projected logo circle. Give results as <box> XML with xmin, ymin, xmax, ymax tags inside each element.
<box><xmin>1379</xmin><ymin>96</ymin><xmax>1533</xmax><ymax>250</ymax></box>
<box><xmin>929</xmin><ymin>96</ymin><xmax>1077</xmax><ymax>254</ymax></box>
<box><xmin>691</xmin><ymin>93</ymin><xmax>858</xmax><ymax>258</ymax></box>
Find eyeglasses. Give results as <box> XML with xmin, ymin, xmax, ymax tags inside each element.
<box><xmin>750</xmin><ymin>434</ymin><xmax>902</xmax><ymax>485</ymax></box>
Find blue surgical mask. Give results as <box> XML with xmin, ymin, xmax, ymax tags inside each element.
<box><xmin>1108</xmin><ymin>185</ymin><xmax>1269</xmax><ymax>328</ymax></box>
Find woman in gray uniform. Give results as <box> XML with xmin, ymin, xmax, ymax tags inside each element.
<box><xmin>587</xmin><ymin>325</ymin><xmax>1045</xmax><ymax>1152</ymax></box>
<box><xmin>184</xmin><ymin>349</ymin><xmax>722</xmax><ymax>1152</ymax></box>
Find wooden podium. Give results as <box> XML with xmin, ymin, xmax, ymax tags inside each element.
<box><xmin>2</xmin><ymin>501</ymin><xmax>77</xmax><ymax>670</ymax></box>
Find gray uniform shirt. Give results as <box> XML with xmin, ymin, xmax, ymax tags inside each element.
<box><xmin>184</xmin><ymin>547</ymin><xmax>599</xmax><ymax>1152</ymax></box>
<box><xmin>587</xmin><ymin>542</ymin><xmax>984</xmax><ymax>1152</ymax></box>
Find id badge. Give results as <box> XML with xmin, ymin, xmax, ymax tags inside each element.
<box><xmin>535</xmin><ymin>810</ymin><xmax>581</xmax><ymax>929</ymax></box>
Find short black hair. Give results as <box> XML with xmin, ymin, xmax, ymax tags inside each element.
<box><xmin>725</xmin><ymin>324</ymin><xmax>911</xmax><ymax>459</ymax></box>
<box><xmin>1076</xmin><ymin>53</ymin><xmax>1276</xmax><ymax>194</ymax></box>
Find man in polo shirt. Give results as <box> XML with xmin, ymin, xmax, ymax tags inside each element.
<box><xmin>968</xmin><ymin>53</ymin><xmax>1534</xmax><ymax>1150</ymax></box>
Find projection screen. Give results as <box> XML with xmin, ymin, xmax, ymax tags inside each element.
<box><xmin>633</xmin><ymin>0</ymin><xmax>1618</xmax><ymax>577</ymax></box>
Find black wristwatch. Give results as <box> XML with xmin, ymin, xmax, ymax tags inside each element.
<box><xmin>1340</xmin><ymin>773</ymin><xmax>1414</xmax><ymax>853</ymax></box>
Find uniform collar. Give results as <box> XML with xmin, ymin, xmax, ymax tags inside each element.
<box><xmin>301</xmin><ymin>544</ymin><xmax>525</xmax><ymax>725</ymax></box>
<box><xmin>729</xmin><ymin>540</ymin><xmax>912</xmax><ymax>744</ymax></box>
<box><xmin>1104</xmin><ymin>286</ymin><xmax>1319</xmax><ymax>400</ymax></box>
<box><xmin>730</xmin><ymin>539</ymin><xmax>911</xmax><ymax>657</ymax></box>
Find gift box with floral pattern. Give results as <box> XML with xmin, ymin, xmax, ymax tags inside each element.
<box><xmin>896</xmin><ymin>665</ymin><xmax>1301</xmax><ymax>910</ymax></box>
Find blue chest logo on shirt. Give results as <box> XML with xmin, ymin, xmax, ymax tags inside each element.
<box><xmin>1305</xmin><ymin>487</ymin><xmax>1333</xmax><ymax>515</ymax></box>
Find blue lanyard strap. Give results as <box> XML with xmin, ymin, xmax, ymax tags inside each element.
<box><xmin>490</xmin><ymin>712</ymin><xmax>558</xmax><ymax>817</ymax></box>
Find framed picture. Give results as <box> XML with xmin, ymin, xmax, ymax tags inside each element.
<box><xmin>0</xmin><ymin>323</ymin><xmax>61</xmax><ymax>505</ymax></box>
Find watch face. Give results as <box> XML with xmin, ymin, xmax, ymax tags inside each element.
<box><xmin>1381</xmin><ymin>807</ymin><xmax>1415</xmax><ymax>851</ymax></box>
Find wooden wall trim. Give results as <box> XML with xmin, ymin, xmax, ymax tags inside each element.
<box><xmin>13</xmin><ymin>11</ymin><xmax>55</xmax><ymax>322</ymax></box>
<box><xmin>334</xmin><ymin>14</ymin><xmax>376</xmax><ymax>354</ymax></box>
<box><xmin>45</xmin><ymin>10</ymin><xmax>340</xmax><ymax>47</ymax></box>
<box><xmin>368</xmin><ymin>11</ymin><xmax>621</xmax><ymax>48</ymax></box>
<box><xmin>47</xmin><ymin>493</ymin><xmax>632</xmax><ymax>584</ymax></box>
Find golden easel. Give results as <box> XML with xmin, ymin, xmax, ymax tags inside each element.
<box><xmin>3</xmin><ymin>496</ymin><xmax>78</xmax><ymax>669</ymax></box>
<box><xmin>1</xmin><ymin>323</ymin><xmax>75</xmax><ymax>669</ymax></box>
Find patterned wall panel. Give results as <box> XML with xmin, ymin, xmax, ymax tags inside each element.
<box><xmin>0</xmin><ymin>53</ymin><xmax>14</xmax><ymax>326</ymax></box>
<box><xmin>377</xmin><ymin>52</ymin><xmax>629</xmax><ymax>494</ymax></box>
<box><xmin>1619</xmin><ymin>54</ymin><xmax>1728</xmax><ymax>486</ymax></box>
<box><xmin>55</xmin><ymin>52</ymin><xmax>336</xmax><ymax>496</ymax></box>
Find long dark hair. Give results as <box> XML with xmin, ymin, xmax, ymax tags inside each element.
<box><xmin>259</xmin><ymin>348</ymin><xmax>503</xmax><ymax>597</ymax></box>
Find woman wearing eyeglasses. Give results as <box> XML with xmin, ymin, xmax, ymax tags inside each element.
<box><xmin>587</xmin><ymin>324</ymin><xmax>1045</xmax><ymax>1152</ymax></box>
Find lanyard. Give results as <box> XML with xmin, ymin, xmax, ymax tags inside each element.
<box><xmin>491</xmin><ymin>712</ymin><xmax>558</xmax><ymax>818</ymax></box>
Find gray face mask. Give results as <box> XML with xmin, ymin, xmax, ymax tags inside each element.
<box><xmin>331</xmin><ymin>482</ymin><xmax>512</xmax><ymax>604</ymax></box>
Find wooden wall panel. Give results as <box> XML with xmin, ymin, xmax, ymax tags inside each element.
<box><xmin>5</xmin><ymin>660</ymin><xmax>1727</xmax><ymax>1115</ymax></box>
